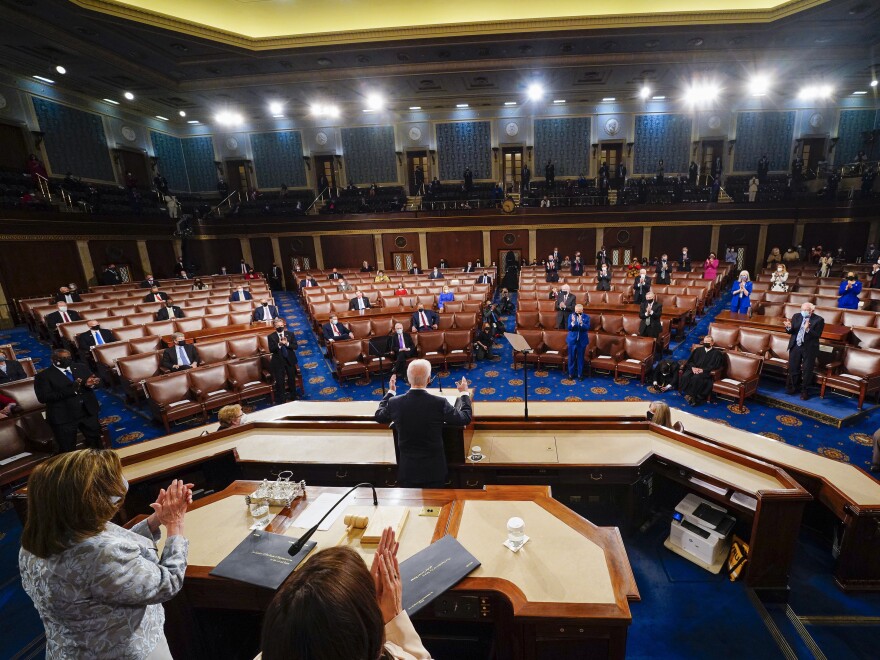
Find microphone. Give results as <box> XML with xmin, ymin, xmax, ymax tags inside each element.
<box><xmin>288</xmin><ymin>483</ymin><xmax>378</xmax><ymax>556</ymax></box>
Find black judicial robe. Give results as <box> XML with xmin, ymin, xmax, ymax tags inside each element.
<box><xmin>680</xmin><ymin>346</ymin><xmax>724</xmax><ymax>403</ymax></box>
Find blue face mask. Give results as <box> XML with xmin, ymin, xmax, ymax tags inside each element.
<box><xmin>111</xmin><ymin>477</ymin><xmax>129</xmax><ymax>505</ymax></box>
<box><xmin>802</xmin><ymin>311</ymin><xmax>811</xmax><ymax>319</ymax></box>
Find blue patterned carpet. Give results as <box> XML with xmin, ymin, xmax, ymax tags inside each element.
<box><xmin>2</xmin><ymin>288</ymin><xmax>879</xmax><ymax>658</ymax></box>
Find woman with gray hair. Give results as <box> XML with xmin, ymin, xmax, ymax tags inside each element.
<box><xmin>730</xmin><ymin>270</ymin><xmax>753</xmax><ymax>314</ymax></box>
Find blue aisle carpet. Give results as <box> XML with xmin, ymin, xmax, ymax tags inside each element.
<box><xmin>2</xmin><ymin>287</ymin><xmax>880</xmax><ymax>658</ymax></box>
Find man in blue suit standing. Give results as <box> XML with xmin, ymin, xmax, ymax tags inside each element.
<box><xmin>566</xmin><ymin>303</ymin><xmax>590</xmax><ymax>380</ymax></box>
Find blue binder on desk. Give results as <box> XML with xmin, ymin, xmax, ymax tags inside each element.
<box><xmin>210</xmin><ymin>531</ymin><xmax>317</xmax><ymax>591</ymax></box>
<box><xmin>399</xmin><ymin>534</ymin><xmax>481</xmax><ymax>616</ymax></box>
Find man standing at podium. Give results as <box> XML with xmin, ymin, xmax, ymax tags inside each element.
<box><xmin>566</xmin><ymin>304</ymin><xmax>590</xmax><ymax>380</ymax></box>
<box><xmin>375</xmin><ymin>359</ymin><xmax>472</xmax><ymax>488</ymax></box>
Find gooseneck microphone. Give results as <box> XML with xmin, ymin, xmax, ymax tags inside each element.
<box><xmin>287</xmin><ymin>483</ymin><xmax>378</xmax><ymax>556</ymax></box>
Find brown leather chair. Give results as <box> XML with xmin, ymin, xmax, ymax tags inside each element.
<box><xmin>113</xmin><ymin>325</ymin><xmax>147</xmax><ymax>342</ymax></box>
<box><xmin>0</xmin><ymin>419</ymin><xmax>53</xmax><ymax>489</ymax></box>
<box><xmin>851</xmin><ymin>326</ymin><xmax>880</xmax><ymax>350</ymax></box>
<box><xmin>363</xmin><ymin>339</ymin><xmax>393</xmax><ymax>376</ymax></box>
<box><xmin>196</xmin><ymin>341</ymin><xmax>229</xmax><ymax>365</ymax></box>
<box><xmin>330</xmin><ymin>340</ymin><xmax>368</xmax><ymax>384</ymax></box>
<box><xmin>129</xmin><ymin>336</ymin><xmax>163</xmax><ymax>354</ymax></box>
<box><xmin>417</xmin><ymin>295</ymin><xmax>436</xmax><ymax>309</ymax></box>
<box><xmin>708</xmin><ymin>324</ymin><xmax>739</xmax><ymax>350</ymax></box>
<box><xmin>371</xmin><ymin>318</ymin><xmax>393</xmax><ymax>336</ymax></box>
<box><xmin>600</xmin><ymin>314</ymin><xmax>625</xmax><ymax>335</ymax></box>
<box><xmin>454</xmin><ymin>312</ymin><xmax>478</xmax><ymax>330</ymax></box>
<box><xmin>443</xmin><ymin>329</ymin><xmax>473</xmax><ymax>370</ymax></box>
<box><xmin>417</xmin><ymin>332</ymin><xmax>446</xmax><ymax>369</ymax></box>
<box><xmin>145</xmin><ymin>372</ymin><xmax>205</xmax><ymax>432</ymax></box>
<box><xmin>674</xmin><ymin>295</ymin><xmax>698</xmax><ymax>323</ymax></box>
<box><xmin>173</xmin><ymin>318</ymin><xmax>202</xmax><ymax>334</ymax></box>
<box><xmin>537</xmin><ymin>300</ymin><xmax>556</xmax><ymax>312</ymax></box>
<box><xmin>207</xmin><ymin>304</ymin><xmax>231</xmax><ymax>316</ymax></box>
<box><xmin>188</xmin><ymin>364</ymin><xmax>238</xmax><ymax>414</ymax></box>
<box><xmin>0</xmin><ymin>378</ymin><xmax>43</xmax><ymax>415</ymax></box>
<box><xmin>381</xmin><ymin>297</ymin><xmax>403</xmax><ymax>310</ymax></box>
<box><xmin>713</xmin><ymin>352</ymin><xmax>763</xmax><ymax>408</ymax></box>
<box><xmin>615</xmin><ymin>336</ymin><xmax>656</xmax><ymax>384</ymax></box>
<box><xmin>815</xmin><ymin>307</ymin><xmax>841</xmax><ymax>325</ymax></box>
<box><xmin>538</xmin><ymin>330</ymin><xmax>569</xmax><ymax>371</ymax></box>
<box><xmin>437</xmin><ymin>313</ymin><xmax>455</xmax><ymax>330</ymax></box>
<box><xmin>118</xmin><ymin>352</ymin><xmax>162</xmax><ymax>403</ymax></box>
<box><xmin>513</xmin><ymin>330</ymin><xmax>543</xmax><ymax>369</ymax></box>
<box><xmin>590</xmin><ymin>334</ymin><xmax>625</xmax><ymax>376</ymax></box>
<box><xmin>310</xmin><ymin>301</ymin><xmax>332</xmax><ymax>318</ymax></box>
<box><xmin>516</xmin><ymin>311</ymin><xmax>540</xmax><ymax>329</ymax></box>
<box><xmin>764</xmin><ymin>292</ymin><xmax>789</xmax><ymax>304</ymax></box>
<box><xmin>441</xmin><ymin>301</ymin><xmax>463</xmax><ymax>313</ymax></box>
<box><xmin>761</xmin><ymin>303</ymin><xmax>784</xmax><ymax>317</ymax></box>
<box><xmin>605</xmin><ymin>291</ymin><xmax>625</xmax><ymax>305</ymax></box>
<box><xmin>842</xmin><ymin>310</ymin><xmax>876</xmax><ymax>329</ymax></box>
<box><xmin>518</xmin><ymin>299</ymin><xmax>538</xmax><ymax>311</ymax></box>
<box><xmin>763</xmin><ymin>333</ymin><xmax>791</xmax><ymax>381</ymax></box>
<box><xmin>819</xmin><ymin>348</ymin><xmax>880</xmax><ymax>410</ymax></box>
<box><xmin>109</xmin><ymin>305</ymin><xmax>138</xmax><ymax>318</ymax></box>
<box><xmin>93</xmin><ymin>342</ymin><xmax>133</xmax><ymax>387</ymax></box>
<box><xmin>227</xmin><ymin>335</ymin><xmax>262</xmax><ymax>359</ymax></box>
<box><xmin>538</xmin><ymin>311</ymin><xmax>558</xmax><ymax>329</ymax></box>
<box><xmin>462</xmin><ymin>301</ymin><xmax>484</xmax><ymax>314</ymax></box>
<box><xmin>621</xmin><ymin>315</ymin><xmax>641</xmax><ymax>336</ymax></box>
<box><xmin>348</xmin><ymin>319</ymin><xmax>372</xmax><ymax>339</ymax></box>
<box><xmin>203</xmin><ymin>314</ymin><xmax>231</xmax><ymax>329</ymax></box>
<box><xmin>144</xmin><ymin>320</ymin><xmax>175</xmax><ymax>337</ymax></box>
<box><xmin>736</xmin><ymin>327</ymin><xmax>770</xmax><ymax>357</ymax></box>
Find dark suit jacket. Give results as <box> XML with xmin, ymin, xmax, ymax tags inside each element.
<box><xmin>476</xmin><ymin>275</ymin><xmax>492</xmax><ymax>284</ymax></box>
<box><xmin>322</xmin><ymin>322</ymin><xmax>352</xmax><ymax>341</ymax></box>
<box><xmin>252</xmin><ymin>305</ymin><xmax>279</xmax><ymax>322</ymax></box>
<box><xmin>156</xmin><ymin>306</ymin><xmax>184</xmax><ymax>320</ymax></box>
<box><xmin>428</xmin><ymin>271</ymin><xmax>444</xmax><ymax>279</ymax></box>
<box><xmin>638</xmin><ymin>301</ymin><xmax>663</xmax><ymax>335</ymax></box>
<box><xmin>34</xmin><ymin>362</ymin><xmax>100</xmax><ymax>425</ymax></box>
<box><xmin>462</xmin><ymin>265</ymin><xmax>475</xmax><ymax>273</ymax></box>
<box><xmin>555</xmin><ymin>292</ymin><xmax>576</xmax><ymax>314</ymax></box>
<box><xmin>230</xmin><ymin>291</ymin><xmax>252</xmax><ymax>301</ymax></box>
<box><xmin>54</xmin><ymin>292</ymin><xmax>82</xmax><ymax>303</ymax></box>
<box><xmin>45</xmin><ymin>309</ymin><xmax>83</xmax><ymax>332</ymax></box>
<box><xmin>408</xmin><ymin>268</ymin><xmax>422</xmax><ymax>275</ymax></box>
<box><xmin>375</xmin><ymin>389</ymin><xmax>472</xmax><ymax>485</ymax></box>
<box><xmin>140</xmin><ymin>279</ymin><xmax>159</xmax><ymax>288</ymax></box>
<box><xmin>545</xmin><ymin>270</ymin><xmax>559</xmax><ymax>283</ymax></box>
<box><xmin>655</xmin><ymin>263</ymin><xmax>671</xmax><ymax>284</ymax></box>
<box><xmin>328</xmin><ymin>273</ymin><xmax>343</xmax><ymax>280</ymax></box>
<box><xmin>411</xmin><ymin>310</ymin><xmax>439</xmax><ymax>331</ymax></box>
<box><xmin>270</xmin><ymin>266</ymin><xmax>282</xmax><ymax>281</ymax></box>
<box><xmin>99</xmin><ymin>269</ymin><xmax>121</xmax><ymax>285</ymax></box>
<box><xmin>143</xmin><ymin>292</ymin><xmax>168</xmax><ymax>303</ymax></box>
<box><xmin>161</xmin><ymin>344</ymin><xmax>200</xmax><ymax>371</ymax></box>
<box><xmin>570</xmin><ymin>262</ymin><xmax>584</xmax><ymax>276</ymax></box>
<box><xmin>301</xmin><ymin>278</ymin><xmax>318</xmax><ymax>288</ymax></box>
<box><xmin>386</xmin><ymin>331</ymin><xmax>415</xmax><ymax>360</ymax></box>
<box><xmin>173</xmin><ymin>261</ymin><xmax>186</xmax><ymax>273</ymax></box>
<box><xmin>348</xmin><ymin>296</ymin><xmax>372</xmax><ymax>310</ymax></box>
<box><xmin>77</xmin><ymin>329</ymin><xmax>117</xmax><ymax>354</ymax></box>
<box><xmin>0</xmin><ymin>360</ymin><xmax>27</xmax><ymax>384</ymax></box>
<box><xmin>632</xmin><ymin>276</ymin><xmax>652</xmax><ymax>299</ymax></box>
<box><xmin>238</xmin><ymin>263</ymin><xmax>252</xmax><ymax>274</ymax></box>
<box><xmin>786</xmin><ymin>313</ymin><xmax>825</xmax><ymax>350</ymax></box>
<box><xmin>677</xmin><ymin>254</ymin><xmax>692</xmax><ymax>272</ymax></box>
<box><xmin>268</xmin><ymin>331</ymin><xmax>297</xmax><ymax>365</ymax></box>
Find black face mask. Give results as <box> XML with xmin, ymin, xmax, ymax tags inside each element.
<box><xmin>275</xmin><ymin>327</ymin><xmax>285</xmax><ymax>332</ymax></box>
<box><xmin>262</xmin><ymin>303</ymin><xmax>269</xmax><ymax>307</ymax></box>
<box><xmin>92</xmin><ymin>325</ymin><xmax>101</xmax><ymax>331</ymax></box>
<box><xmin>646</xmin><ymin>410</ymin><xmax>654</xmax><ymax>421</ymax></box>
<box><xmin>55</xmin><ymin>357</ymin><xmax>72</xmax><ymax>368</ymax></box>
<box><xmin>848</xmin><ymin>276</ymin><xmax>856</xmax><ymax>281</ymax></box>
<box><xmin>703</xmin><ymin>343</ymin><xmax>712</xmax><ymax>349</ymax></box>
<box><xmin>177</xmin><ymin>340</ymin><xmax>186</xmax><ymax>347</ymax></box>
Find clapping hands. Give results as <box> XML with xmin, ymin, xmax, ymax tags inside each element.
<box><xmin>370</xmin><ymin>527</ymin><xmax>402</xmax><ymax>624</ymax></box>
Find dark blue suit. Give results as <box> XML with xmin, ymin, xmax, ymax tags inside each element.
<box><xmin>566</xmin><ymin>312</ymin><xmax>590</xmax><ymax>378</ymax></box>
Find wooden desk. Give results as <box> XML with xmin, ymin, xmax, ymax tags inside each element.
<box><xmin>154</xmin><ymin>482</ymin><xmax>637</xmax><ymax>660</ymax></box>
<box><xmin>715</xmin><ymin>311</ymin><xmax>851</xmax><ymax>342</ymax></box>
<box><xmin>160</xmin><ymin>323</ymin><xmax>276</xmax><ymax>347</ymax></box>
<box><xmin>313</xmin><ymin>306</ymin><xmax>415</xmax><ymax>325</ymax></box>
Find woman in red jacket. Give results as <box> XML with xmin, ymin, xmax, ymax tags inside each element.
<box><xmin>703</xmin><ymin>252</ymin><xmax>719</xmax><ymax>280</ymax></box>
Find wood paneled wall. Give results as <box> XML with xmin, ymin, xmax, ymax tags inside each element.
<box><xmin>719</xmin><ymin>224</ymin><xmax>760</xmax><ymax>274</ymax></box>
<box><xmin>188</xmin><ymin>238</ymin><xmax>243</xmax><ymax>276</ymax></box>
<box><xmin>650</xmin><ymin>225</ymin><xmax>712</xmax><ymax>262</ymax></box>
<box><xmin>320</xmin><ymin>234</ymin><xmax>374</xmax><ymax>269</ymax></box>
<box><xmin>535</xmin><ymin>228</ymin><xmax>596</xmax><ymax>264</ymax></box>
<box><xmin>489</xmin><ymin>230</ymin><xmax>529</xmax><ymax>266</ymax></box>
<box><xmin>0</xmin><ymin>240</ymin><xmax>85</xmax><ymax>301</ymax></box>
<box><xmin>426</xmin><ymin>231</ymin><xmax>482</xmax><ymax>268</ymax></box>
<box><xmin>88</xmin><ymin>240</ymin><xmax>144</xmax><ymax>282</ymax></box>
<box><xmin>249</xmin><ymin>237</ymin><xmax>275</xmax><ymax>273</ymax></box>
<box><xmin>601</xmin><ymin>226</ymin><xmax>644</xmax><ymax>261</ymax></box>
<box><xmin>146</xmin><ymin>240</ymin><xmax>177</xmax><ymax>278</ymax></box>
<box><xmin>802</xmin><ymin>222</ymin><xmax>870</xmax><ymax>259</ymax></box>
<box><xmin>765</xmin><ymin>225</ymin><xmax>795</xmax><ymax>259</ymax></box>
<box><xmin>381</xmin><ymin>232</ymin><xmax>420</xmax><ymax>270</ymax></box>
<box><xmin>278</xmin><ymin>236</ymin><xmax>317</xmax><ymax>272</ymax></box>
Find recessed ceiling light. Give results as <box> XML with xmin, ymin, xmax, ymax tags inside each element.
<box><xmin>365</xmin><ymin>93</ymin><xmax>385</xmax><ymax>111</ymax></box>
<box><xmin>853</xmin><ymin>90</ymin><xmax>868</xmax><ymax>95</ymax></box>
<box><xmin>124</xmin><ymin>91</ymin><xmax>135</xmax><ymax>100</ymax></box>
<box><xmin>652</xmin><ymin>95</ymin><xmax>666</xmax><ymax>100</ymax></box>
<box><xmin>178</xmin><ymin>110</ymin><xmax>186</xmax><ymax>117</ymax></box>
<box><xmin>155</xmin><ymin>115</ymin><xmax>169</xmax><ymax>121</ymax></box>
<box><xmin>103</xmin><ymin>98</ymin><xmax>120</xmax><ymax>105</ymax></box>
<box><xmin>33</xmin><ymin>75</ymin><xmax>55</xmax><ymax>84</ymax></box>
<box><xmin>526</xmin><ymin>83</ymin><xmax>544</xmax><ymax>101</ymax></box>
<box><xmin>456</xmin><ymin>103</ymin><xmax>469</xmax><ymax>108</ymax></box>
<box><xmin>872</xmin><ymin>80</ymin><xmax>879</xmax><ymax>87</ymax></box>
<box><xmin>409</xmin><ymin>106</ymin><xmax>422</xmax><ymax>110</ymax></box>
<box><xmin>639</xmin><ymin>86</ymin><xmax>651</xmax><ymax>99</ymax></box>
<box><xmin>214</xmin><ymin>111</ymin><xmax>243</xmax><ymax>126</ymax></box>
<box><xmin>748</xmin><ymin>74</ymin><xmax>771</xmax><ymax>96</ymax></box>
<box><xmin>602</xmin><ymin>97</ymin><xmax>616</xmax><ymax>102</ymax></box>
<box><xmin>187</xmin><ymin>120</ymin><xmax>199</xmax><ymax>124</ymax></box>
<box><xmin>797</xmin><ymin>84</ymin><xmax>833</xmax><ymax>100</ymax></box>
<box><xmin>683</xmin><ymin>83</ymin><xmax>720</xmax><ymax>105</ymax></box>
<box><xmin>504</xmin><ymin>101</ymin><xmax>517</xmax><ymax>106</ymax></box>
<box><xmin>553</xmin><ymin>99</ymin><xmax>566</xmax><ymax>104</ymax></box>
<box><xmin>269</xmin><ymin>101</ymin><xmax>284</xmax><ymax>115</ymax></box>
<box><xmin>55</xmin><ymin>65</ymin><xmax>66</xmax><ymax>75</ymax></box>
<box><xmin>272</xmin><ymin>114</ymin><xmax>285</xmax><ymax>118</ymax></box>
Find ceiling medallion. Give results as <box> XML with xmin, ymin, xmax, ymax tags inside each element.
<box><xmin>604</xmin><ymin>118</ymin><xmax>620</xmax><ymax>136</ymax></box>
<box><xmin>809</xmin><ymin>113</ymin><xmax>824</xmax><ymax>129</ymax></box>
<box><xmin>408</xmin><ymin>126</ymin><xmax>422</xmax><ymax>141</ymax></box>
<box><xmin>505</xmin><ymin>122</ymin><xmax>519</xmax><ymax>137</ymax></box>
<box><xmin>315</xmin><ymin>131</ymin><xmax>328</xmax><ymax>145</ymax></box>
<box><xmin>707</xmin><ymin>115</ymin><xmax>722</xmax><ymax>130</ymax></box>
<box><xmin>226</xmin><ymin>137</ymin><xmax>239</xmax><ymax>150</ymax></box>
<box><xmin>121</xmin><ymin>126</ymin><xmax>137</xmax><ymax>142</ymax></box>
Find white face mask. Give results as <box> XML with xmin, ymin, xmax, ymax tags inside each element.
<box><xmin>110</xmin><ymin>477</ymin><xmax>129</xmax><ymax>505</ymax></box>
<box><xmin>802</xmin><ymin>311</ymin><xmax>811</xmax><ymax>318</ymax></box>
<box><xmin>239</xmin><ymin>413</ymin><xmax>248</xmax><ymax>424</ymax></box>
<box><xmin>396</xmin><ymin>328</ymin><xmax>403</xmax><ymax>335</ymax></box>
<box><xmin>58</xmin><ymin>306</ymin><xmax>67</xmax><ymax>313</ymax></box>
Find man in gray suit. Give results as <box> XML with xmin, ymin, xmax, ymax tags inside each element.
<box><xmin>374</xmin><ymin>359</ymin><xmax>472</xmax><ymax>488</ymax></box>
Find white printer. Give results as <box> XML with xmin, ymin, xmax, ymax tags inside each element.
<box><xmin>669</xmin><ymin>494</ymin><xmax>736</xmax><ymax>568</ymax></box>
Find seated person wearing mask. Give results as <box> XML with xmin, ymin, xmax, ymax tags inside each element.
<box><xmin>679</xmin><ymin>336</ymin><xmax>724</xmax><ymax>406</ymax></box>
<box><xmin>161</xmin><ymin>333</ymin><xmax>200</xmax><ymax>371</ymax></box>
<box><xmin>386</xmin><ymin>323</ymin><xmax>415</xmax><ymax>380</ymax></box>
<box><xmin>412</xmin><ymin>304</ymin><xmax>438</xmax><ymax>332</ymax></box>
<box><xmin>322</xmin><ymin>314</ymin><xmax>352</xmax><ymax>342</ymax></box>
<box><xmin>253</xmin><ymin>299</ymin><xmax>279</xmax><ymax>322</ymax></box>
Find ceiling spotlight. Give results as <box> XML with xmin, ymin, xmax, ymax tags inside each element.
<box><xmin>684</xmin><ymin>82</ymin><xmax>720</xmax><ymax>106</ymax></box>
<box><xmin>652</xmin><ymin>95</ymin><xmax>666</xmax><ymax>100</ymax></box>
<box><xmin>409</xmin><ymin>106</ymin><xmax>422</xmax><ymax>110</ymax></box>
<box><xmin>124</xmin><ymin>91</ymin><xmax>135</xmax><ymax>100</ymax></box>
<box><xmin>215</xmin><ymin>111</ymin><xmax>244</xmax><ymax>126</ymax></box>
<box><xmin>55</xmin><ymin>65</ymin><xmax>66</xmax><ymax>75</ymax></box>
<box><xmin>365</xmin><ymin>93</ymin><xmax>385</xmax><ymax>111</ymax></box>
<box><xmin>853</xmin><ymin>91</ymin><xmax>868</xmax><ymax>95</ymax></box>
<box><xmin>639</xmin><ymin>86</ymin><xmax>651</xmax><ymax>99</ymax></box>
<box><xmin>504</xmin><ymin>101</ymin><xmax>517</xmax><ymax>106</ymax></box>
<box><xmin>155</xmin><ymin>115</ymin><xmax>169</xmax><ymax>121</ymax></box>
<box><xmin>797</xmin><ymin>84</ymin><xmax>833</xmax><ymax>100</ymax></box>
<box><xmin>269</xmin><ymin>101</ymin><xmax>284</xmax><ymax>115</ymax></box>
<box><xmin>178</xmin><ymin>110</ymin><xmax>186</xmax><ymax>117</ymax></box>
<box><xmin>33</xmin><ymin>75</ymin><xmax>55</xmax><ymax>84</ymax></box>
<box><xmin>456</xmin><ymin>103</ymin><xmax>469</xmax><ymax>108</ymax></box>
<box><xmin>103</xmin><ymin>98</ymin><xmax>119</xmax><ymax>105</ymax></box>
<box><xmin>553</xmin><ymin>99</ymin><xmax>566</xmax><ymax>104</ymax></box>
<box><xmin>602</xmin><ymin>97</ymin><xmax>616</xmax><ymax>102</ymax></box>
<box><xmin>748</xmin><ymin>75</ymin><xmax>771</xmax><ymax>96</ymax></box>
<box><xmin>872</xmin><ymin>80</ymin><xmax>879</xmax><ymax>87</ymax></box>
<box><xmin>187</xmin><ymin>120</ymin><xmax>200</xmax><ymax>124</ymax></box>
<box><xmin>526</xmin><ymin>83</ymin><xmax>544</xmax><ymax>101</ymax></box>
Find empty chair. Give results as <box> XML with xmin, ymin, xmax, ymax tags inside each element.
<box><xmin>513</xmin><ymin>330</ymin><xmax>543</xmax><ymax>369</ymax></box>
<box><xmin>842</xmin><ymin>310</ymin><xmax>876</xmax><ymax>328</ymax></box>
<box><xmin>227</xmin><ymin>335</ymin><xmax>261</xmax><ymax>359</ymax></box>
<box><xmin>518</xmin><ymin>299</ymin><xmax>538</xmax><ymax>311</ymax></box>
<box><xmin>763</xmin><ymin>333</ymin><xmax>791</xmax><ymax>381</ymax></box>
<box><xmin>819</xmin><ymin>348</ymin><xmax>880</xmax><ymax>410</ymax></box>
<box><xmin>0</xmin><ymin>378</ymin><xmax>43</xmax><ymax>415</ymax></box>
<box><xmin>590</xmin><ymin>334</ymin><xmax>625</xmax><ymax>376</ymax></box>
<box><xmin>174</xmin><ymin>318</ymin><xmax>204</xmax><ymax>334</ymax></box>
<box><xmin>537</xmin><ymin>300</ymin><xmax>556</xmax><ymax>312</ymax></box>
<box><xmin>117</xmin><ymin>352</ymin><xmax>162</xmax><ymax>403</ymax></box>
<box><xmin>815</xmin><ymin>308</ymin><xmax>841</xmax><ymax>325</ymax></box>
<box><xmin>188</xmin><ymin>364</ymin><xmax>238</xmax><ymax>414</ymax></box>
<box><xmin>144</xmin><ymin>320</ymin><xmax>175</xmax><ymax>337</ymax></box>
<box><xmin>371</xmin><ymin>318</ymin><xmax>393</xmax><ymax>336</ymax></box>
<box><xmin>850</xmin><ymin>326</ymin><xmax>880</xmax><ymax>350</ymax></box>
<box><xmin>417</xmin><ymin>332</ymin><xmax>446</xmax><ymax>369</ymax></box>
<box><xmin>453</xmin><ymin>312</ymin><xmax>478</xmax><ymax>330</ymax></box>
<box><xmin>347</xmin><ymin>319</ymin><xmax>372</xmax><ymax>339</ymax></box>
<box><xmin>195</xmin><ymin>341</ymin><xmax>229</xmax><ymax>365</ymax></box>
<box><xmin>443</xmin><ymin>329</ymin><xmax>473</xmax><ymax>370</ymax></box>
<box><xmin>736</xmin><ymin>328</ymin><xmax>770</xmax><ymax>357</ymax></box>
<box><xmin>113</xmin><ymin>325</ymin><xmax>147</xmax><ymax>342</ymax></box>
<box><xmin>145</xmin><ymin>372</ymin><xmax>204</xmax><ymax>432</ymax></box>
<box><xmin>0</xmin><ymin>419</ymin><xmax>53</xmax><ymax>489</ymax></box>
<box><xmin>707</xmin><ymin>324</ymin><xmax>739</xmax><ymax>350</ymax></box>
<box><xmin>713</xmin><ymin>352</ymin><xmax>763</xmax><ymax>408</ymax></box>
<box><xmin>462</xmin><ymin>301</ymin><xmax>483</xmax><ymax>314</ymax></box>
<box><xmin>310</xmin><ymin>301</ymin><xmax>332</xmax><ymax>318</ymax></box>
<box><xmin>516</xmin><ymin>311</ymin><xmax>540</xmax><ymax>329</ymax></box>
<box><xmin>330</xmin><ymin>340</ymin><xmax>368</xmax><ymax>384</ymax></box>
<box><xmin>538</xmin><ymin>330</ymin><xmax>569</xmax><ymax>371</ymax></box>
<box><xmin>538</xmin><ymin>311</ymin><xmax>558</xmax><ymax>329</ymax></box>
<box><xmin>621</xmin><ymin>315</ymin><xmax>641</xmax><ymax>336</ymax></box>
<box><xmin>129</xmin><ymin>336</ymin><xmax>163</xmax><ymax>354</ymax></box>
<box><xmin>203</xmin><ymin>314</ymin><xmax>231</xmax><ymax>328</ymax></box>
<box><xmin>605</xmin><ymin>292</ymin><xmax>624</xmax><ymax>305</ymax></box>
<box><xmin>615</xmin><ymin>336</ymin><xmax>656</xmax><ymax>384</ymax></box>
<box><xmin>92</xmin><ymin>342</ymin><xmax>132</xmax><ymax>387</ymax></box>
<box><xmin>600</xmin><ymin>314</ymin><xmax>625</xmax><ymax>335</ymax></box>
<box><xmin>441</xmin><ymin>301</ymin><xmax>463</xmax><ymax>313</ymax></box>
<box><xmin>229</xmin><ymin>311</ymin><xmax>253</xmax><ymax>325</ymax></box>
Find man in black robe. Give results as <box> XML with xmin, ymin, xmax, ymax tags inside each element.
<box><xmin>679</xmin><ymin>336</ymin><xmax>724</xmax><ymax>405</ymax></box>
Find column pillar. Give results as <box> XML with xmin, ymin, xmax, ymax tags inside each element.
<box><xmin>596</xmin><ymin>227</ymin><xmax>605</xmax><ymax>260</ymax></box>
<box><xmin>313</xmin><ymin>235</ymin><xmax>325</xmax><ymax>270</ymax></box>
<box><xmin>270</xmin><ymin>237</ymin><xmax>284</xmax><ymax>287</ymax></box>
<box><xmin>868</xmin><ymin>219</ymin><xmax>880</xmax><ymax>248</ymax></box>
<box><xmin>0</xmin><ymin>280</ymin><xmax>12</xmax><ymax>326</ymax></box>
<box><xmin>482</xmin><ymin>230</ymin><xmax>492</xmax><ymax>266</ymax></box>
<box><xmin>136</xmin><ymin>240</ymin><xmax>152</xmax><ymax>278</ymax></box>
<box><xmin>709</xmin><ymin>224</ymin><xmax>721</xmax><ymax>256</ymax></box>
<box><xmin>528</xmin><ymin>229</ymin><xmax>537</xmax><ymax>263</ymax></box>
<box><xmin>755</xmin><ymin>224</ymin><xmax>769</xmax><ymax>274</ymax></box>
<box><xmin>418</xmin><ymin>232</ymin><xmax>429</xmax><ymax>269</ymax></box>
<box><xmin>374</xmin><ymin>234</ymin><xmax>385</xmax><ymax>271</ymax></box>
<box><xmin>239</xmin><ymin>238</ymin><xmax>254</xmax><ymax>268</ymax></box>
<box><xmin>76</xmin><ymin>240</ymin><xmax>96</xmax><ymax>285</ymax></box>
<box><xmin>642</xmin><ymin>227</ymin><xmax>652</xmax><ymax>260</ymax></box>
<box><xmin>793</xmin><ymin>222</ymin><xmax>805</xmax><ymax>249</ymax></box>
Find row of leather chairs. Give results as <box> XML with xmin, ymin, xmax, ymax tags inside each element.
<box><xmin>329</xmin><ymin>330</ymin><xmax>474</xmax><ymax>384</ymax></box>
<box><xmin>705</xmin><ymin>323</ymin><xmax>880</xmax><ymax>409</ymax></box>
<box><xmin>332</xmin><ymin>313</ymin><xmax>481</xmax><ymax>341</ymax></box>
<box><xmin>304</xmin><ymin>289</ymin><xmax>489</xmax><ymax>305</ymax></box>
<box><xmin>755</xmin><ymin>304</ymin><xmax>880</xmax><ymax>330</ymax></box>
<box><xmin>516</xmin><ymin>312</ymin><xmax>672</xmax><ymax>350</ymax></box>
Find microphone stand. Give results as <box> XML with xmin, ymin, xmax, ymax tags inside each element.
<box><xmin>288</xmin><ymin>482</ymin><xmax>378</xmax><ymax>556</ymax></box>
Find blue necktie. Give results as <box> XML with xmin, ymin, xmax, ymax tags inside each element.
<box><xmin>65</xmin><ymin>369</ymin><xmax>74</xmax><ymax>382</ymax></box>
<box><xmin>94</xmin><ymin>332</ymin><xmax>104</xmax><ymax>345</ymax></box>
<box><xmin>796</xmin><ymin>316</ymin><xmax>808</xmax><ymax>346</ymax></box>
<box><xmin>178</xmin><ymin>346</ymin><xmax>190</xmax><ymax>366</ymax></box>
<box><xmin>279</xmin><ymin>333</ymin><xmax>288</xmax><ymax>357</ymax></box>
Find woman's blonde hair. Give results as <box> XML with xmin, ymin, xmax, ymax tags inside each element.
<box><xmin>648</xmin><ymin>401</ymin><xmax>672</xmax><ymax>427</ymax></box>
<box><xmin>738</xmin><ymin>270</ymin><xmax>750</xmax><ymax>281</ymax></box>
<box><xmin>21</xmin><ymin>449</ymin><xmax>126</xmax><ymax>558</ymax></box>
<box><xmin>218</xmin><ymin>404</ymin><xmax>243</xmax><ymax>426</ymax></box>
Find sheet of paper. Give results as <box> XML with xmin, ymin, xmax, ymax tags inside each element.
<box><xmin>0</xmin><ymin>451</ymin><xmax>31</xmax><ymax>466</ymax></box>
<box><xmin>292</xmin><ymin>492</ymin><xmax>357</xmax><ymax>530</ymax></box>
